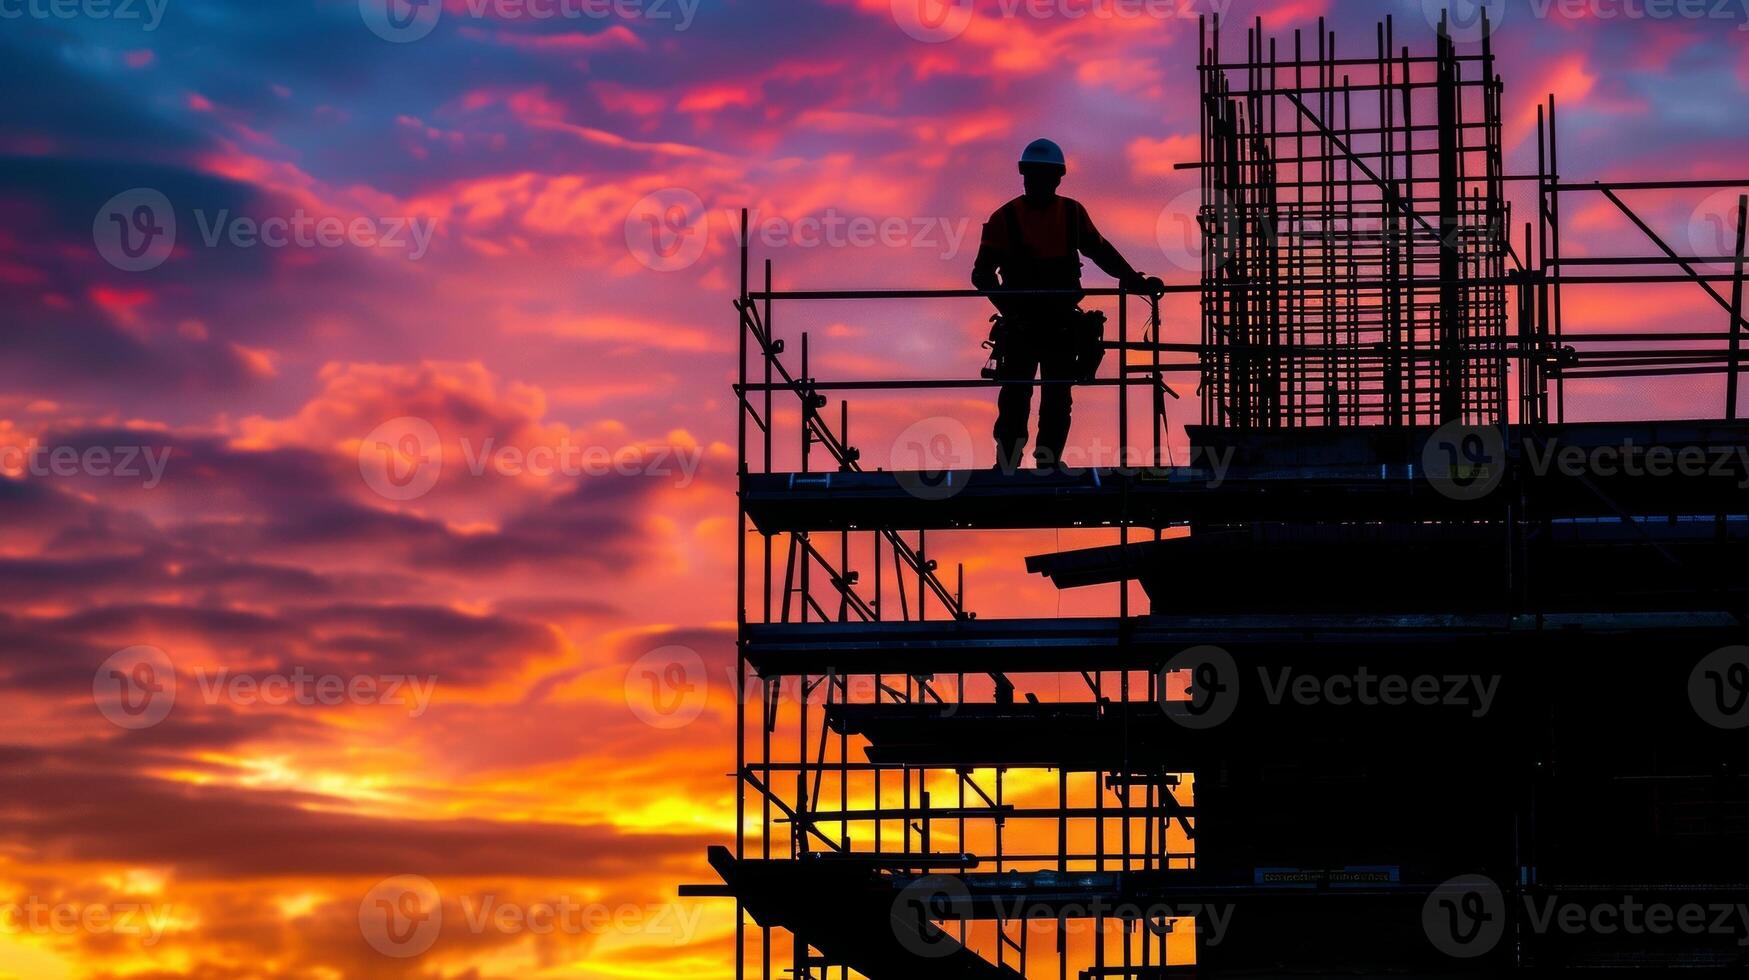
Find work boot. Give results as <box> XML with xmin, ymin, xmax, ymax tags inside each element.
<box><xmin>1032</xmin><ymin>446</ymin><xmax>1069</xmax><ymax>475</ymax></box>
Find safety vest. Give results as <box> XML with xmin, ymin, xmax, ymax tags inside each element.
<box><xmin>995</xmin><ymin>196</ymin><xmax>1087</xmax><ymax>292</ymax></box>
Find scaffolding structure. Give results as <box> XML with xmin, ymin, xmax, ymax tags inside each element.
<box><xmin>691</xmin><ymin>13</ymin><xmax>1749</xmax><ymax>978</ymax></box>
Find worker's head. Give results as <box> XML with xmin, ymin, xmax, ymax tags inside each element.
<box><xmin>1018</xmin><ymin>139</ymin><xmax>1066</xmax><ymax>201</ymax></box>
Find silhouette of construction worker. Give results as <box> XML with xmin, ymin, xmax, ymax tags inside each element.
<box><xmin>973</xmin><ymin>139</ymin><xmax>1164</xmax><ymax>471</ymax></box>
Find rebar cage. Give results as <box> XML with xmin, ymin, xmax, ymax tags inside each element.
<box><xmin>1199</xmin><ymin>16</ymin><xmax>1509</xmax><ymax>429</ymax></box>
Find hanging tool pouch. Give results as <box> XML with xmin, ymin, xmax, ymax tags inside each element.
<box><xmin>980</xmin><ymin>314</ymin><xmax>1015</xmax><ymax>380</ymax></box>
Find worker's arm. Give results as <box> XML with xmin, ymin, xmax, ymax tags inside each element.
<box><xmin>1077</xmin><ymin>205</ymin><xmax>1164</xmax><ymax>296</ymax></box>
<box><xmin>971</xmin><ymin>231</ymin><xmax>1003</xmax><ymax>293</ymax></box>
<box><xmin>971</xmin><ymin>219</ymin><xmax>1016</xmax><ymax>314</ymax></box>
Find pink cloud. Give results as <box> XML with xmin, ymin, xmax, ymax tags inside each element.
<box><xmin>1127</xmin><ymin>134</ymin><xmax>1199</xmax><ymax>179</ymax></box>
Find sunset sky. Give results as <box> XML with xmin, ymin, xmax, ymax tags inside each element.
<box><xmin>0</xmin><ymin>0</ymin><xmax>1746</xmax><ymax>975</ymax></box>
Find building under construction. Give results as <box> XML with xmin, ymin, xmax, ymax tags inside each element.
<box><xmin>684</xmin><ymin>13</ymin><xmax>1749</xmax><ymax>976</ymax></box>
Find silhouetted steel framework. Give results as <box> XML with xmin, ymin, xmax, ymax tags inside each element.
<box><xmin>1199</xmin><ymin>17</ymin><xmax>1508</xmax><ymax>427</ymax></box>
<box><xmin>688</xmin><ymin>13</ymin><xmax>1749</xmax><ymax>978</ymax></box>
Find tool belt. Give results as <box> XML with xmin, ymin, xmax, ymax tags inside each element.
<box><xmin>981</xmin><ymin>309</ymin><xmax>1107</xmax><ymax>383</ymax></box>
<box><xmin>982</xmin><ymin>201</ymin><xmax>1106</xmax><ymax>382</ymax></box>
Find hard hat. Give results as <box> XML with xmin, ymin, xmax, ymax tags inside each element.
<box><xmin>1019</xmin><ymin>138</ymin><xmax>1067</xmax><ymax>174</ymax></box>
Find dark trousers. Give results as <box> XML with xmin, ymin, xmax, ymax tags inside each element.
<box><xmin>993</xmin><ymin>318</ymin><xmax>1078</xmax><ymax>470</ymax></box>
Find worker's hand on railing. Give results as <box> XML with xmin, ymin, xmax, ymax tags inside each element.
<box><xmin>1122</xmin><ymin>272</ymin><xmax>1167</xmax><ymax>298</ymax></box>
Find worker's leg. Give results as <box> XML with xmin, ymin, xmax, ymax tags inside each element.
<box><xmin>992</xmin><ymin>328</ymin><xmax>1042</xmax><ymax>472</ymax></box>
<box><xmin>1033</xmin><ymin>326</ymin><xmax>1079</xmax><ymax>469</ymax></box>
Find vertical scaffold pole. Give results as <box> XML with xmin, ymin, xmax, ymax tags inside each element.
<box><xmin>1728</xmin><ymin>195</ymin><xmax>1747</xmax><ymax>421</ymax></box>
<box><xmin>1436</xmin><ymin>18</ymin><xmax>1463</xmax><ymax>423</ymax></box>
<box><xmin>735</xmin><ymin>207</ymin><xmax>749</xmax><ymax>980</ymax></box>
